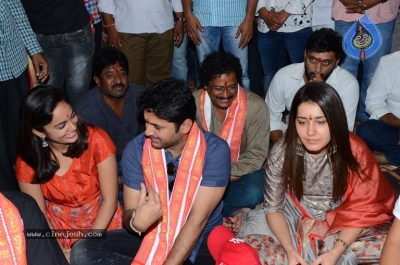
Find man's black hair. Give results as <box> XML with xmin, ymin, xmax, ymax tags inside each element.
<box><xmin>92</xmin><ymin>46</ymin><xmax>129</xmax><ymax>77</ymax></box>
<box><xmin>199</xmin><ymin>51</ymin><xmax>243</xmax><ymax>87</ymax></box>
<box><xmin>305</xmin><ymin>28</ymin><xmax>343</xmax><ymax>60</ymax></box>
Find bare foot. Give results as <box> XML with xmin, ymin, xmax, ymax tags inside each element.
<box><xmin>230</xmin><ymin>208</ymin><xmax>251</xmax><ymax>234</ymax></box>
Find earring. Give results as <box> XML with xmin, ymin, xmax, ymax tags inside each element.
<box><xmin>296</xmin><ymin>137</ymin><xmax>304</xmax><ymax>156</ymax></box>
<box><xmin>41</xmin><ymin>137</ymin><xmax>48</xmax><ymax>148</ymax></box>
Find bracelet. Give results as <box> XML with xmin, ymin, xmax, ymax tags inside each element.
<box><xmin>130</xmin><ymin>211</ymin><xmax>145</xmax><ymax>236</ymax></box>
<box><xmin>335</xmin><ymin>238</ymin><xmax>349</xmax><ymax>254</ymax></box>
<box><xmin>104</xmin><ymin>23</ymin><xmax>115</xmax><ymax>28</ymax></box>
<box><xmin>176</xmin><ymin>17</ymin><xmax>186</xmax><ymax>21</ymax></box>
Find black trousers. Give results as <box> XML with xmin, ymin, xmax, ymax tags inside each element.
<box><xmin>0</xmin><ymin>70</ymin><xmax>30</xmax><ymax>191</ymax></box>
<box><xmin>70</xmin><ymin>229</ymin><xmax>215</xmax><ymax>265</ymax></box>
<box><xmin>3</xmin><ymin>191</ymin><xmax>68</xmax><ymax>265</ymax></box>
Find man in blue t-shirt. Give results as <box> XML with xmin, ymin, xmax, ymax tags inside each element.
<box><xmin>70</xmin><ymin>79</ymin><xmax>231</xmax><ymax>265</ymax></box>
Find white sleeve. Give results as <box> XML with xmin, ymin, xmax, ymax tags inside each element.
<box><xmin>98</xmin><ymin>0</ymin><xmax>115</xmax><ymax>15</ymax></box>
<box><xmin>339</xmin><ymin>74</ymin><xmax>359</xmax><ymax>132</ymax></box>
<box><xmin>365</xmin><ymin>57</ymin><xmax>391</xmax><ymax>120</ymax></box>
<box><xmin>393</xmin><ymin>196</ymin><xmax>400</xmax><ymax>220</ymax></box>
<box><xmin>266</xmin><ymin>75</ymin><xmax>286</xmax><ymax>132</ymax></box>
<box><xmin>171</xmin><ymin>0</ymin><xmax>183</xmax><ymax>13</ymax></box>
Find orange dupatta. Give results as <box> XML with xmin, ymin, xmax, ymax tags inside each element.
<box><xmin>0</xmin><ymin>193</ymin><xmax>27</xmax><ymax>265</ymax></box>
<box><xmin>132</xmin><ymin>122</ymin><xmax>206</xmax><ymax>265</ymax></box>
<box><xmin>199</xmin><ymin>85</ymin><xmax>247</xmax><ymax>162</ymax></box>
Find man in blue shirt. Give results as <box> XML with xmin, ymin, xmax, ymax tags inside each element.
<box><xmin>76</xmin><ymin>47</ymin><xmax>145</xmax><ymax>202</ymax></box>
<box><xmin>0</xmin><ymin>0</ymin><xmax>48</xmax><ymax>191</ymax></box>
<box><xmin>71</xmin><ymin>78</ymin><xmax>231</xmax><ymax>265</ymax></box>
<box><xmin>183</xmin><ymin>0</ymin><xmax>258</xmax><ymax>90</ymax></box>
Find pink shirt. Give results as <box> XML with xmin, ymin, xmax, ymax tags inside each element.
<box><xmin>332</xmin><ymin>0</ymin><xmax>399</xmax><ymax>24</ymax></box>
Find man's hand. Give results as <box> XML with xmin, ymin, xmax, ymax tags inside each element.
<box><xmin>131</xmin><ymin>183</ymin><xmax>163</xmax><ymax>232</ymax></box>
<box><xmin>259</xmin><ymin>8</ymin><xmax>285</xmax><ymax>31</ymax></box>
<box><xmin>174</xmin><ymin>20</ymin><xmax>185</xmax><ymax>47</ymax></box>
<box><xmin>236</xmin><ymin>17</ymin><xmax>253</xmax><ymax>49</ymax></box>
<box><xmin>230</xmin><ymin>176</ymin><xmax>241</xmax><ymax>182</ymax></box>
<box><xmin>185</xmin><ymin>13</ymin><xmax>203</xmax><ymax>45</ymax></box>
<box><xmin>31</xmin><ymin>53</ymin><xmax>49</xmax><ymax>83</ymax></box>
<box><xmin>341</xmin><ymin>0</ymin><xmax>381</xmax><ymax>14</ymax></box>
<box><xmin>106</xmin><ymin>26</ymin><xmax>121</xmax><ymax>48</ymax></box>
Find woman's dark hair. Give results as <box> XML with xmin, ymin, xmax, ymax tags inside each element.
<box><xmin>18</xmin><ymin>85</ymin><xmax>89</xmax><ymax>184</ymax></box>
<box><xmin>305</xmin><ymin>28</ymin><xmax>343</xmax><ymax>61</ymax></box>
<box><xmin>282</xmin><ymin>82</ymin><xmax>360</xmax><ymax>202</ymax></box>
<box><xmin>137</xmin><ymin>78</ymin><xmax>196</xmax><ymax>132</ymax></box>
<box><xmin>198</xmin><ymin>51</ymin><xmax>243</xmax><ymax>88</ymax></box>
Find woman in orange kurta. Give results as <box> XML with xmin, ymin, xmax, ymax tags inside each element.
<box><xmin>15</xmin><ymin>86</ymin><xmax>122</xmax><ymax>260</ymax></box>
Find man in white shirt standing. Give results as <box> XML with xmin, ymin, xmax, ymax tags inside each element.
<box><xmin>256</xmin><ymin>0</ymin><xmax>314</xmax><ymax>95</ymax></box>
<box><xmin>98</xmin><ymin>0</ymin><xmax>184</xmax><ymax>87</ymax></box>
<box><xmin>266</xmin><ymin>28</ymin><xmax>359</xmax><ymax>144</ymax></box>
<box><xmin>356</xmin><ymin>52</ymin><xmax>400</xmax><ymax>167</ymax></box>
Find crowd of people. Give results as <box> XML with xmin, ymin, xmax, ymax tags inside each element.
<box><xmin>2</xmin><ymin>0</ymin><xmax>400</xmax><ymax>264</ymax></box>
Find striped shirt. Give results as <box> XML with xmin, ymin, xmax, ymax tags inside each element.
<box><xmin>332</xmin><ymin>0</ymin><xmax>399</xmax><ymax>24</ymax></box>
<box><xmin>84</xmin><ymin>0</ymin><xmax>102</xmax><ymax>24</ymax></box>
<box><xmin>193</xmin><ymin>0</ymin><xmax>247</xmax><ymax>27</ymax></box>
<box><xmin>0</xmin><ymin>0</ymin><xmax>42</xmax><ymax>81</ymax></box>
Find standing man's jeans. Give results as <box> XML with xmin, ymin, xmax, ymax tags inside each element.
<box><xmin>223</xmin><ymin>168</ymin><xmax>264</xmax><ymax>217</ymax></box>
<box><xmin>36</xmin><ymin>24</ymin><xmax>94</xmax><ymax>107</ymax></box>
<box><xmin>335</xmin><ymin>20</ymin><xmax>395</xmax><ymax>121</ymax></box>
<box><xmin>172</xmin><ymin>33</ymin><xmax>189</xmax><ymax>82</ymax></box>
<box><xmin>196</xmin><ymin>26</ymin><xmax>250</xmax><ymax>90</ymax></box>
<box><xmin>356</xmin><ymin>119</ymin><xmax>400</xmax><ymax>166</ymax></box>
<box><xmin>258</xmin><ymin>27</ymin><xmax>312</xmax><ymax>95</ymax></box>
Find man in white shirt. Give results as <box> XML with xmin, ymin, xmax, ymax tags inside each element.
<box><xmin>98</xmin><ymin>0</ymin><xmax>184</xmax><ymax>87</ymax></box>
<box><xmin>266</xmin><ymin>28</ymin><xmax>359</xmax><ymax>143</ymax></box>
<box><xmin>356</xmin><ymin>52</ymin><xmax>400</xmax><ymax>167</ymax></box>
<box><xmin>256</xmin><ymin>0</ymin><xmax>314</xmax><ymax>95</ymax></box>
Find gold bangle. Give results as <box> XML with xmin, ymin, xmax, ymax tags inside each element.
<box><xmin>335</xmin><ymin>238</ymin><xmax>349</xmax><ymax>254</ymax></box>
<box><xmin>104</xmin><ymin>23</ymin><xmax>115</xmax><ymax>28</ymax></box>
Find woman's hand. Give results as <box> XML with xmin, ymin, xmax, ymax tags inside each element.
<box><xmin>311</xmin><ymin>251</ymin><xmax>340</xmax><ymax>265</ymax></box>
<box><xmin>287</xmin><ymin>248</ymin><xmax>307</xmax><ymax>265</ymax></box>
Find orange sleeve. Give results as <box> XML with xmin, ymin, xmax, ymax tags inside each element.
<box><xmin>89</xmin><ymin>126</ymin><xmax>117</xmax><ymax>165</ymax></box>
<box><xmin>15</xmin><ymin>156</ymin><xmax>36</xmax><ymax>183</ymax></box>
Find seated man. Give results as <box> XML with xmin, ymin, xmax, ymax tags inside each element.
<box><xmin>76</xmin><ymin>46</ymin><xmax>145</xmax><ymax>175</ymax></box>
<box><xmin>70</xmin><ymin>79</ymin><xmax>231</xmax><ymax>265</ymax></box>
<box><xmin>356</xmin><ymin>52</ymin><xmax>400</xmax><ymax>167</ymax></box>
<box><xmin>194</xmin><ymin>51</ymin><xmax>270</xmax><ymax>217</ymax></box>
<box><xmin>266</xmin><ymin>28</ymin><xmax>359</xmax><ymax>144</ymax></box>
<box><xmin>1</xmin><ymin>191</ymin><xmax>68</xmax><ymax>264</ymax></box>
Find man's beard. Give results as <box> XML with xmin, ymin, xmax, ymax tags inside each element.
<box><xmin>304</xmin><ymin>64</ymin><xmax>334</xmax><ymax>82</ymax></box>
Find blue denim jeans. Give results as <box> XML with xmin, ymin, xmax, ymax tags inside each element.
<box><xmin>258</xmin><ymin>27</ymin><xmax>312</xmax><ymax>95</ymax></box>
<box><xmin>196</xmin><ymin>26</ymin><xmax>250</xmax><ymax>90</ymax></box>
<box><xmin>335</xmin><ymin>20</ymin><xmax>395</xmax><ymax>120</ymax></box>
<box><xmin>36</xmin><ymin>24</ymin><xmax>95</xmax><ymax>107</ymax></box>
<box><xmin>356</xmin><ymin>119</ymin><xmax>400</xmax><ymax>166</ymax></box>
<box><xmin>172</xmin><ymin>32</ymin><xmax>189</xmax><ymax>82</ymax></box>
<box><xmin>223</xmin><ymin>168</ymin><xmax>265</xmax><ymax>217</ymax></box>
